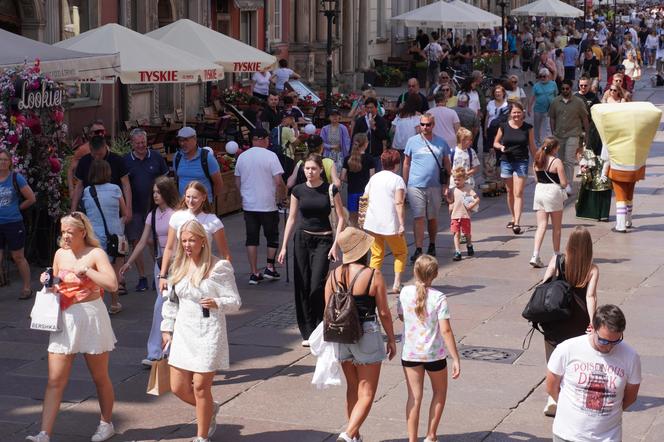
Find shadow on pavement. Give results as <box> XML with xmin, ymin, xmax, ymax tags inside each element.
<box><xmin>627</xmin><ymin>395</ymin><xmax>664</xmax><ymax>413</ymax></box>
<box><xmin>438</xmin><ymin>284</ymin><xmax>486</xmax><ymax>297</ymax></box>
<box><xmin>381</xmin><ymin>431</ymin><xmax>551</xmax><ymax>442</ymax></box>
<box><xmin>215</xmin><ymin>363</ymin><xmax>312</xmax><ymax>386</ymax></box>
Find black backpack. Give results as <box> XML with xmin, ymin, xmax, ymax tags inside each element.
<box><xmin>522</xmin><ymin>41</ymin><xmax>534</xmax><ymax>61</ymax></box>
<box><xmin>323</xmin><ymin>266</ymin><xmax>372</xmax><ymax>344</ymax></box>
<box><xmin>174</xmin><ymin>149</ymin><xmax>212</xmax><ymax>195</ymax></box>
<box><xmin>522</xmin><ymin>255</ymin><xmax>574</xmax><ymax>327</ymax></box>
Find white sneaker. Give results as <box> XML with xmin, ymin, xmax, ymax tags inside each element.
<box><xmin>191</xmin><ymin>438</ymin><xmax>210</xmax><ymax>442</ymax></box>
<box><xmin>90</xmin><ymin>421</ymin><xmax>115</xmax><ymax>442</ymax></box>
<box><xmin>529</xmin><ymin>256</ymin><xmax>544</xmax><ymax>268</ymax></box>
<box><xmin>424</xmin><ymin>437</ymin><xmax>437</xmax><ymax>442</ymax></box>
<box><xmin>141</xmin><ymin>358</ymin><xmax>155</xmax><ymax>367</ymax></box>
<box><xmin>301</xmin><ymin>340</ymin><xmax>310</xmax><ymax>347</ymax></box>
<box><xmin>208</xmin><ymin>401</ymin><xmax>221</xmax><ymax>437</ymax></box>
<box><xmin>26</xmin><ymin>432</ymin><xmax>50</xmax><ymax>442</ymax></box>
<box><xmin>543</xmin><ymin>396</ymin><xmax>557</xmax><ymax>417</ymax></box>
<box><xmin>336</xmin><ymin>433</ymin><xmax>354</xmax><ymax>442</ymax></box>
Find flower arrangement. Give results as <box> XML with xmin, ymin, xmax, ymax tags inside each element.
<box><xmin>375</xmin><ymin>65</ymin><xmax>404</xmax><ymax>87</ymax></box>
<box><xmin>220</xmin><ymin>87</ymin><xmax>252</xmax><ymax>106</ymax></box>
<box><xmin>298</xmin><ymin>94</ymin><xmax>318</xmax><ymax>108</ymax></box>
<box><xmin>329</xmin><ymin>92</ymin><xmax>358</xmax><ymax>110</ymax></box>
<box><xmin>0</xmin><ymin>61</ymin><xmax>68</xmax><ymax>219</ymax></box>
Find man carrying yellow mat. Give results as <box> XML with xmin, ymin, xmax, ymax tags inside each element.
<box><xmin>592</xmin><ymin>102</ymin><xmax>662</xmax><ymax>232</ymax></box>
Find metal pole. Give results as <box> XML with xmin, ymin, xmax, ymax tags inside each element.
<box><xmin>499</xmin><ymin>1</ymin><xmax>506</xmax><ymax>76</ymax></box>
<box><xmin>325</xmin><ymin>10</ymin><xmax>334</xmax><ymax>117</ymax></box>
<box><xmin>612</xmin><ymin>0</ymin><xmax>616</xmax><ymax>36</ymax></box>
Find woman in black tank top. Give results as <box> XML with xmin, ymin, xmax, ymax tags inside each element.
<box><xmin>324</xmin><ymin>227</ymin><xmax>396</xmax><ymax>442</ymax></box>
<box><xmin>531</xmin><ymin>137</ymin><xmax>568</xmax><ymax>268</ymax></box>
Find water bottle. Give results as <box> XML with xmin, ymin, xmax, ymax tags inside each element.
<box><xmin>44</xmin><ymin>267</ymin><xmax>54</xmax><ymax>288</ymax></box>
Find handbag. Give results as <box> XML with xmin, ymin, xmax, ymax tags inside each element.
<box><xmin>421</xmin><ymin>134</ymin><xmax>448</xmax><ymax>186</ymax></box>
<box><xmin>522</xmin><ymin>255</ymin><xmax>574</xmax><ymax>325</ymax></box>
<box><xmin>89</xmin><ymin>185</ymin><xmax>128</xmax><ymax>258</ymax></box>
<box><xmin>30</xmin><ymin>287</ymin><xmax>61</xmax><ymax>332</ymax></box>
<box><xmin>146</xmin><ymin>342</ymin><xmax>171</xmax><ymax>396</ymax></box>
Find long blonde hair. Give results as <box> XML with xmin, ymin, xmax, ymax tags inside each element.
<box><xmin>413</xmin><ymin>254</ymin><xmax>439</xmax><ymax>321</ymax></box>
<box><xmin>169</xmin><ymin>220</ymin><xmax>213</xmax><ymax>288</ymax></box>
<box><xmin>564</xmin><ymin>226</ymin><xmax>593</xmax><ymax>288</ymax></box>
<box><xmin>59</xmin><ymin>212</ymin><xmax>101</xmax><ymax>248</ymax></box>
<box><xmin>179</xmin><ymin>180</ymin><xmax>214</xmax><ymax>213</ymax></box>
<box><xmin>348</xmin><ymin>133</ymin><xmax>368</xmax><ymax>173</ymax></box>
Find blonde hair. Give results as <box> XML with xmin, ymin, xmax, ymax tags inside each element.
<box><xmin>179</xmin><ymin>181</ymin><xmax>214</xmax><ymax>213</ymax></box>
<box><xmin>169</xmin><ymin>220</ymin><xmax>213</xmax><ymax>288</ymax></box>
<box><xmin>348</xmin><ymin>133</ymin><xmax>368</xmax><ymax>173</ymax></box>
<box><xmin>452</xmin><ymin>166</ymin><xmax>467</xmax><ymax>180</ymax></box>
<box><xmin>59</xmin><ymin>212</ymin><xmax>101</xmax><ymax>248</ymax></box>
<box><xmin>456</xmin><ymin>127</ymin><xmax>473</xmax><ymax>145</ymax></box>
<box><xmin>413</xmin><ymin>254</ymin><xmax>439</xmax><ymax>322</ymax></box>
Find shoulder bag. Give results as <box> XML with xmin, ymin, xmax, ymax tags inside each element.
<box><xmin>89</xmin><ymin>185</ymin><xmax>128</xmax><ymax>258</ymax></box>
<box><xmin>522</xmin><ymin>255</ymin><xmax>574</xmax><ymax>325</ymax></box>
<box><xmin>421</xmin><ymin>135</ymin><xmax>448</xmax><ymax>186</ymax></box>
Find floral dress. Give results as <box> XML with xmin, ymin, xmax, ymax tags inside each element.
<box><xmin>576</xmin><ymin>149</ymin><xmax>612</xmax><ymax>222</ymax></box>
<box><xmin>161</xmin><ymin>260</ymin><xmax>241</xmax><ymax>372</ymax></box>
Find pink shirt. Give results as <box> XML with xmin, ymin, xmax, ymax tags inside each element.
<box><xmin>145</xmin><ymin>207</ymin><xmax>174</xmax><ymax>255</ymax></box>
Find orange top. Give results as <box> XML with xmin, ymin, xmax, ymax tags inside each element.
<box><xmin>56</xmin><ymin>270</ymin><xmax>103</xmax><ymax>310</ymax></box>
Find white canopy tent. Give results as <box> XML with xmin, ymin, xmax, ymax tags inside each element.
<box><xmin>146</xmin><ymin>19</ymin><xmax>276</xmax><ymax>73</ymax></box>
<box><xmin>55</xmin><ymin>23</ymin><xmax>225</xmax><ymax>128</ymax></box>
<box><xmin>390</xmin><ymin>0</ymin><xmax>502</xmax><ymax>29</ymax></box>
<box><xmin>511</xmin><ymin>0</ymin><xmax>584</xmax><ymax>17</ymax></box>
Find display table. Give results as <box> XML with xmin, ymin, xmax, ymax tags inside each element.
<box><xmin>217</xmin><ymin>170</ymin><xmax>242</xmax><ymax>216</ymax></box>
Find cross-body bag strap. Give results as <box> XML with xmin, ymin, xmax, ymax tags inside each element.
<box><xmin>543</xmin><ymin>157</ymin><xmax>559</xmax><ymax>185</ymax></box>
<box><xmin>151</xmin><ymin>207</ymin><xmax>159</xmax><ymax>259</ymax></box>
<box><xmin>88</xmin><ymin>185</ymin><xmax>111</xmax><ymax>238</ymax></box>
<box><xmin>421</xmin><ymin>134</ymin><xmax>443</xmax><ymax>170</ymax></box>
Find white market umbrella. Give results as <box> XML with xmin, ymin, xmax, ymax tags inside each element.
<box><xmin>391</xmin><ymin>0</ymin><xmax>501</xmax><ymax>29</ymax></box>
<box><xmin>511</xmin><ymin>0</ymin><xmax>584</xmax><ymax>17</ymax></box>
<box><xmin>589</xmin><ymin>0</ymin><xmax>636</xmax><ymax>5</ymax></box>
<box><xmin>55</xmin><ymin>23</ymin><xmax>224</xmax><ymax>127</ymax></box>
<box><xmin>0</xmin><ymin>28</ymin><xmax>119</xmax><ymax>81</ymax></box>
<box><xmin>146</xmin><ymin>19</ymin><xmax>276</xmax><ymax>73</ymax></box>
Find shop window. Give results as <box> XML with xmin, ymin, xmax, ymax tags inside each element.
<box><xmin>273</xmin><ymin>0</ymin><xmax>282</xmax><ymax>42</ymax></box>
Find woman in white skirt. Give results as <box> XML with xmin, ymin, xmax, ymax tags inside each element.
<box><xmin>27</xmin><ymin>212</ymin><xmax>119</xmax><ymax>442</ymax></box>
<box><xmin>161</xmin><ymin>220</ymin><xmax>241</xmax><ymax>442</ymax></box>
<box><xmin>530</xmin><ymin>137</ymin><xmax>568</xmax><ymax>268</ymax></box>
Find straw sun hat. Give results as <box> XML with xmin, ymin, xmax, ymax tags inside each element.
<box><xmin>337</xmin><ymin>227</ymin><xmax>374</xmax><ymax>264</ymax></box>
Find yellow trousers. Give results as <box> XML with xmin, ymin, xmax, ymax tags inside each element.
<box><xmin>369</xmin><ymin>233</ymin><xmax>407</xmax><ymax>274</ymax></box>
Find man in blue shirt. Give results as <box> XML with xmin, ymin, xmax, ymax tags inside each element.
<box><xmin>123</xmin><ymin>128</ymin><xmax>169</xmax><ymax>292</ymax></box>
<box><xmin>402</xmin><ymin>113</ymin><xmax>451</xmax><ymax>262</ymax></box>
<box><xmin>562</xmin><ymin>39</ymin><xmax>579</xmax><ymax>82</ymax></box>
<box><xmin>174</xmin><ymin>127</ymin><xmax>223</xmax><ymax>206</ymax></box>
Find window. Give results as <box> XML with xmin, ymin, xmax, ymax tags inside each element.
<box><xmin>377</xmin><ymin>0</ymin><xmax>385</xmax><ymax>39</ymax></box>
<box><xmin>273</xmin><ymin>0</ymin><xmax>282</xmax><ymax>42</ymax></box>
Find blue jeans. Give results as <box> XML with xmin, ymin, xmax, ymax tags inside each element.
<box><xmin>372</xmin><ymin>155</ymin><xmax>382</xmax><ymax>172</ymax></box>
<box><xmin>147</xmin><ymin>262</ymin><xmax>167</xmax><ymax>360</ymax></box>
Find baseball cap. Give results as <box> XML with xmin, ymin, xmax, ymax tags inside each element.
<box><xmin>177</xmin><ymin>126</ymin><xmax>196</xmax><ymax>138</ymax></box>
<box><xmin>329</xmin><ymin>108</ymin><xmax>341</xmax><ymax>116</ymax></box>
<box><xmin>251</xmin><ymin>128</ymin><xmax>269</xmax><ymax>139</ymax></box>
<box><xmin>616</xmin><ymin>64</ymin><xmax>626</xmax><ymax>71</ymax></box>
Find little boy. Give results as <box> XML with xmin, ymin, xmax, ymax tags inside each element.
<box><xmin>449</xmin><ymin>167</ymin><xmax>479</xmax><ymax>261</ymax></box>
<box><xmin>449</xmin><ymin>127</ymin><xmax>480</xmax><ymax>190</ymax></box>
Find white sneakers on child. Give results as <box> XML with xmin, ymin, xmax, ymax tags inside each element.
<box><xmin>90</xmin><ymin>421</ymin><xmax>115</xmax><ymax>442</ymax></box>
<box><xmin>25</xmin><ymin>432</ymin><xmax>50</xmax><ymax>442</ymax></box>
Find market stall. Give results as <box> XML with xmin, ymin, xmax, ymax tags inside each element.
<box><xmin>511</xmin><ymin>0</ymin><xmax>584</xmax><ymax>17</ymax></box>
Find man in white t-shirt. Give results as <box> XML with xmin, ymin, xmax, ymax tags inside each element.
<box><xmin>546</xmin><ymin>304</ymin><xmax>641</xmax><ymax>442</ymax></box>
<box><xmin>428</xmin><ymin>91</ymin><xmax>461</xmax><ymax>151</ymax></box>
<box><xmin>235</xmin><ymin>128</ymin><xmax>286</xmax><ymax>285</ymax></box>
<box><xmin>271</xmin><ymin>59</ymin><xmax>300</xmax><ymax>93</ymax></box>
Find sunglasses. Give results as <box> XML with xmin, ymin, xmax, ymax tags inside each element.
<box><xmin>579</xmin><ymin>84</ymin><xmax>589</xmax><ymax>87</ymax></box>
<box><xmin>420</xmin><ymin>122</ymin><xmax>433</xmax><ymax>127</ymax></box>
<box><xmin>92</xmin><ymin>129</ymin><xmax>106</xmax><ymax>135</ymax></box>
<box><xmin>610</xmin><ymin>88</ymin><xmax>619</xmax><ymax>92</ymax></box>
<box><xmin>595</xmin><ymin>332</ymin><xmax>623</xmax><ymax>346</ymax></box>
<box><xmin>510</xmin><ymin>80</ymin><xmax>518</xmax><ymax>83</ymax></box>
<box><xmin>69</xmin><ymin>211</ymin><xmax>84</xmax><ymax>220</ymax></box>
<box><xmin>440</xmin><ymin>76</ymin><xmax>449</xmax><ymax>80</ymax></box>
<box><xmin>441</xmin><ymin>88</ymin><xmax>450</xmax><ymax>91</ymax></box>
<box><xmin>561</xmin><ymin>88</ymin><xmax>571</xmax><ymax>91</ymax></box>
<box><xmin>538</xmin><ymin>75</ymin><xmax>546</xmax><ymax>78</ymax></box>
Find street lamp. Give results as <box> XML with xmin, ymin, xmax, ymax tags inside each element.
<box><xmin>497</xmin><ymin>0</ymin><xmax>507</xmax><ymax>76</ymax></box>
<box><xmin>320</xmin><ymin>0</ymin><xmax>339</xmax><ymax>117</ymax></box>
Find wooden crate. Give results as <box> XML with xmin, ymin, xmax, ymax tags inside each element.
<box><xmin>217</xmin><ymin>171</ymin><xmax>242</xmax><ymax>216</ymax></box>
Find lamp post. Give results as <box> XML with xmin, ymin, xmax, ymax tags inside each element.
<box><xmin>498</xmin><ymin>0</ymin><xmax>507</xmax><ymax>76</ymax></box>
<box><xmin>321</xmin><ymin>0</ymin><xmax>340</xmax><ymax>117</ymax></box>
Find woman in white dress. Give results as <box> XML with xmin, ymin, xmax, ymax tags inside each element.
<box><xmin>158</xmin><ymin>180</ymin><xmax>231</xmax><ymax>292</ymax></box>
<box><xmin>161</xmin><ymin>219</ymin><xmax>241</xmax><ymax>442</ymax></box>
<box><xmin>27</xmin><ymin>212</ymin><xmax>119</xmax><ymax>442</ymax></box>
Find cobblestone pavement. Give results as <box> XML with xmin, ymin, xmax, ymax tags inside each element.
<box><xmin>0</xmin><ymin>78</ymin><xmax>663</xmax><ymax>442</ymax></box>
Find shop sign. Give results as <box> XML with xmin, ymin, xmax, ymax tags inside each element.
<box><xmin>139</xmin><ymin>70</ymin><xmax>179</xmax><ymax>82</ymax></box>
<box><xmin>233</xmin><ymin>62</ymin><xmax>262</xmax><ymax>72</ymax></box>
<box><xmin>17</xmin><ymin>81</ymin><xmax>64</xmax><ymax>111</ymax></box>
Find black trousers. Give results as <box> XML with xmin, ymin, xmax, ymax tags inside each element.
<box><xmin>293</xmin><ymin>230</ymin><xmax>333</xmax><ymax>340</ymax></box>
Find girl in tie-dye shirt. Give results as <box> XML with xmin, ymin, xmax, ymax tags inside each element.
<box><xmin>397</xmin><ymin>254</ymin><xmax>461</xmax><ymax>442</ymax></box>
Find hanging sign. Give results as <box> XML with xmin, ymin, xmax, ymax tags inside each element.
<box><xmin>17</xmin><ymin>80</ymin><xmax>65</xmax><ymax>111</ymax></box>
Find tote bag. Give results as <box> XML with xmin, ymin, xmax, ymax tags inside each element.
<box><xmin>146</xmin><ymin>343</ymin><xmax>171</xmax><ymax>396</ymax></box>
<box><xmin>30</xmin><ymin>288</ymin><xmax>61</xmax><ymax>332</ymax></box>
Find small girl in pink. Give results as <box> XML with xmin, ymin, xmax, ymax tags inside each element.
<box><xmin>397</xmin><ymin>254</ymin><xmax>461</xmax><ymax>442</ymax></box>
<box><xmin>448</xmin><ymin>167</ymin><xmax>479</xmax><ymax>261</ymax></box>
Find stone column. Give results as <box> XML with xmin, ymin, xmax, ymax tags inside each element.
<box><xmin>341</xmin><ymin>0</ymin><xmax>354</xmax><ymax>72</ymax></box>
<box><xmin>295</xmin><ymin>0</ymin><xmax>310</xmax><ymax>44</ymax></box>
<box><xmin>316</xmin><ymin>3</ymin><xmax>326</xmax><ymax>43</ymax></box>
<box><xmin>44</xmin><ymin>0</ymin><xmax>60</xmax><ymax>43</ymax></box>
<box><xmin>357</xmin><ymin>0</ymin><xmax>369</xmax><ymax>70</ymax></box>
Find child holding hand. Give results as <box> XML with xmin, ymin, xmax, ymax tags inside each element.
<box><xmin>397</xmin><ymin>254</ymin><xmax>461</xmax><ymax>442</ymax></box>
<box><xmin>449</xmin><ymin>127</ymin><xmax>480</xmax><ymax>190</ymax></box>
<box><xmin>449</xmin><ymin>167</ymin><xmax>479</xmax><ymax>261</ymax></box>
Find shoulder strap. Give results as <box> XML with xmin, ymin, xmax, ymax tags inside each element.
<box><xmin>364</xmin><ymin>269</ymin><xmax>376</xmax><ymax>295</ymax></box>
<box><xmin>88</xmin><ymin>185</ymin><xmax>111</xmax><ymax>237</ymax></box>
<box><xmin>12</xmin><ymin>172</ymin><xmax>19</xmax><ymax>194</ymax></box>
<box><xmin>555</xmin><ymin>254</ymin><xmax>566</xmax><ymax>280</ymax></box>
<box><xmin>348</xmin><ymin>267</ymin><xmax>368</xmax><ymax>293</ymax></box>
<box><xmin>332</xmin><ymin>264</ymin><xmax>347</xmax><ymax>292</ymax></box>
<box><xmin>151</xmin><ymin>207</ymin><xmax>159</xmax><ymax>258</ymax></box>
<box><xmin>201</xmin><ymin>149</ymin><xmax>212</xmax><ymax>192</ymax></box>
<box><xmin>421</xmin><ymin>135</ymin><xmax>443</xmax><ymax>170</ymax></box>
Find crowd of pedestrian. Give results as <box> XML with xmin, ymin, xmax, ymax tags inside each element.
<box><xmin>19</xmin><ymin>5</ymin><xmax>664</xmax><ymax>442</ymax></box>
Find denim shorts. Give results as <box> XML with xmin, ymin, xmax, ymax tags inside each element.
<box><xmin>500</xmin><ymin>159</ymin><xmax>529</xmax><ymax>178</ymax></box>
<box><xmin>347</xmin><ymin>192</ymin><xmax>362</xmax><ymax>213</ymax></box>
<box><xmin>338</xmin><ymin>321</ymin><xmax>386</xmax><ymax>365</ymax></box>
<box><xmin>0</xmin><ymin>221</ymin><xmax>26</xmax><ymax>251</ymax></box>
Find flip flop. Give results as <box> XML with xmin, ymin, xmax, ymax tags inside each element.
<box><xmin>18</xmin><ymin>289</ymin><xmax>32</xmax><ymax>300</ymax></box>
<box><xmin>506</xmin><ymin>221</ymin><xmax>515</xmax><ymax>229</ymax></box>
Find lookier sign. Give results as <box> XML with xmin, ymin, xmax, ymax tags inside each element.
<box><xmin>18</xmin><ymin>81</ymin><xmax>64</xmax><ymax>110</ymax></box>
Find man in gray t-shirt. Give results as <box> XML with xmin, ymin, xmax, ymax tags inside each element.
<box><xmin>453</xmin><ymin>94</ymin><xmax>480</xmax><ymax>140</ymax></box>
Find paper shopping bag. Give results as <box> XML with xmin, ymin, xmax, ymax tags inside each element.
<box><xmin>146</xmin><ymin>358</ymin><xmax>171</xmax><ymax>396</ymax></box>
<box><xmin>30</xmin><ymin>288</ymin><xmax>61</xmax><ymax>332</ymax></box>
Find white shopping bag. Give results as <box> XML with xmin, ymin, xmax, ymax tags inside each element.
<box><xmin>309</xmin><ymin>322</ymin><xmax>341</xmax><ymax>389</ymax></box>
<box><xmin>30</xmin><ymin>288</ymin><xmax>61</xmax><ymax>332</ymax></box>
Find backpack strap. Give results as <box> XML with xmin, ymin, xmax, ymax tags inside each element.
<box><xmin>555</xmin><ymin>254</ymin><xmax>565</xmax><ymax>281</ymax></box>
<box><xmin>174</xmin><ymin>151</ymin><xmax>182</xmax><ymax>190</ymax></box>
<box><xmin>347</xmin><ymin>267</ymin><xmax>368</xmax><ymax>293</ymax></box>
<box><xmin>200</xmin><ymin>149</ymin><xmax>212</xmax><ymax>195</ymax></box>
<box><xmin>332</xmin><ymin>264</ymin><xmax>347</xmax><ymax>292</ymax></box>
<box><xmin>151</xmin><ymin>207</ymin><xmax>159</xmax><ymax>259</ymax></box>
<box><xmin>364</xmin><ymin>269</ymin><xmax>376</xmax><ymax>295</ymax></box>
<box><xmin>88</xmin><ymin>185</ymin><xmax>111</xmax><ymax>238</ymax></box>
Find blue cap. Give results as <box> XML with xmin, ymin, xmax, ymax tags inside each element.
<box><xmin>177</xmin><ymin>126</ymin><xmax>197</xmax><ymax>138</ymax></box>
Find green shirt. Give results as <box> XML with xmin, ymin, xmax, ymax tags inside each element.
<box><xmin>548</xmin><ymin>95</ymin><xmax>588</xmax><ymax>138</ymax></box>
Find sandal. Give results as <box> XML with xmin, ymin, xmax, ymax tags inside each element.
<box><xmin>117</xmin><ymin>282</ymin><xmax>128</xmax><ymax>296</ymax></box>
<box><xmin>512</xmin><ymin>225</ymin><xmax>522</xmax><ymax>235</ymax></box>
<box><xmin>18</xmin><ymin>289</ymin><xmax>33</xmax><ymax>300</ymax></box>
<box><xmin>506</xmin><ymin>221</ymin><xmax>515</xmax><ymax>229</ymax></box>
<box><xmin>388</xmin><ymin>285</ymin><xmax>402</xmax><ymax>294</ymax></box>
<box><xmin>109</xmin><ymin>303</ymin><xmax>123</xmax><ymax>315</ymax></box>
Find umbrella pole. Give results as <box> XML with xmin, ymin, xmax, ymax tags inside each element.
<box><xmin>183</xmin><ymin>85</ymin><xmax>187</xmax><ymax>126</ymax></box>
<box><xmin>111</xmin><ymin>80</ymin><xmax>116</xmax><ymax>140</ymax></box>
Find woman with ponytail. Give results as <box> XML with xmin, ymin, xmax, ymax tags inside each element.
<box><xmin>530</xmin><ymin>136</ymin><xmax>568</xmax><ymax>268</ymax></box>
<box><xmin>341</xmin><ymin>133</ymin><xmax>375</xmax><ymax>226</ymax></box>
<box><xmin>397</xmin><ymin>254</ymin><xmax>460</xmax><ymax>442</ymax></box>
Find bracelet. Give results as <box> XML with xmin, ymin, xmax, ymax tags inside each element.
<box><xmin>159</xmin><ymin>275</ymin><xmax>168</xmax><ymax>279</ymax></box>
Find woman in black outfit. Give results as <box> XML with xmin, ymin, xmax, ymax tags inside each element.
<box><xmin>539</xmin><ymin>226</ymin><xmax>599</xmax><ymax>416</ymax></box>
<box><xmin>493</xmin><ymin>102</ymin><xmax>537</xmax><ymax>234</ymax></box>
<box><xmin>278</xmin><ymin>153</ymin><xmax>346</xmax><ymax>346</ymax></box>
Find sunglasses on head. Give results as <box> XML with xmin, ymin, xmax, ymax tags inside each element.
<box><xmin>595</xmin><ymin>332</ymin><xmax>623</xmax><ymax>346</ymax></box>
<box><xmin>420</xmin><ymin>122</ymin><xmax>433</xmax><ymax>127</ymax></box>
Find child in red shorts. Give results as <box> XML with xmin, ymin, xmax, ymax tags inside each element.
<box><xmin>449</xmin><ymin>167</ymin><xmax>479</xmax><ymax>261</ymax></box>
